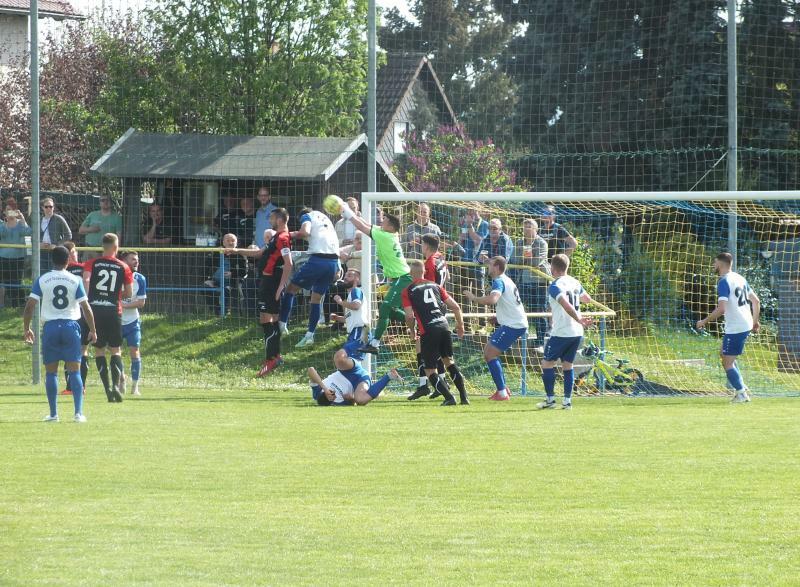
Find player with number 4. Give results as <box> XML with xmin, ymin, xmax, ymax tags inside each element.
<box><xmin>696</xmin><ymin>252</ymin><xmax>760</xmax><ymax>403</ymax></box>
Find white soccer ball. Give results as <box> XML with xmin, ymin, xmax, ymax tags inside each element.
<box><xmin>324</xmin><ymin>194</ymin><xmax>345</xmax><ymax>216</ymax></box>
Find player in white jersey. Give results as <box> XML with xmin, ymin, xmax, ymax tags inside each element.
<box><xmin>279</xmin><ymin>207</ymin><xmax>341</xmax><ymax>348</ymax></box>
<box><xmin>696</xmin><ymin>252</ymin><xmax>761</xmax><ymax>403</ymax></box>
<box><xmin>464</xmin><ymin>256</ymin><xmax>528</xmax><ymax>401</ymax></box>
<box><xmin>308</xmin><ymin>348</ymin><xmax>402</xmax><ymax>406</ymax></box>
<box><xmin>119</xmin><ymin>250</ymin><xmax>147</xmax><ymax>396</ymax></box>
<box><xmin>537</xmin><ymin>254</ymin><xmax>594</xmax><ymax>410</ymax></box>
<box><xmin>329</xmin><ymin>267</ymin><xmax>367</xmax><ymax>361</ymax></box>
<box><xmin>23</xmin><ymin>246</ymin><xmax>97</xmax><ymax>422</ymax></box>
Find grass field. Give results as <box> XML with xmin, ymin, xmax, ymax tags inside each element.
<box><xmin>1</xmin><ymin>384</ymin><xmax>799</xmax><ymax>585</ymax></box>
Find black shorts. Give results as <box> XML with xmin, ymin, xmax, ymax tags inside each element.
<box><xmin>78</xmin><ymin>316</ymin><xmax>90</xmax><ymax>346</ymax></box>
<box><xmin>258</xmin><ymin>274</ymin><xmax>282</xmax><ymax>315</ymax></box>
<box><xmin>420</xmin><ymin>327</ymin><xmax>453</xmax><ymax>370</ymax></box>
<box><xmin>92</xmin><ymin>306</ymin><xmax>122</xmax><ymax>348</ymax></box>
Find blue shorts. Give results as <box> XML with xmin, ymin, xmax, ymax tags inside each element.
<box><xmin>122</xmin><ymin>320</ymin><xmax>142</xmax><ymax>348</ymax></box>
<box><xmin>543</xmin><ymin>335</ymin><xmax>583</xmax><ymax>363</ymax></box>
<box><xmin>722</xmin><ymin>331</ymin><xmax>750</xmax><ymax>356</ymax></box>
<box><xmin>489</xmin><ymin>325</ymin><xmax>528</xmax><ymax>352</ymax></box>
<box><xmin>340</xmin><ymin>361</ymin><xmax>371</xmax><ymax>390</ymax></box>
<box><xmin>291</xmin><ymin>255</ymin><xmax>340</xmax><ymax>295</ymax></box>
<box><xmin>342</xmin><ymin>326</ymin><xmax>365</xmax><ymax>361</ymax></box>
<box><xmin>42</xmin><ymin>319</ymin><xmax>82</xmax><ymax>365</ymax></box>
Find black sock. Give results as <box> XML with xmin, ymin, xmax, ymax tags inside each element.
<box><xmin>80</xmin><ymin>356</ymin><xmax>88</xmax><ymax>387</ymax></box>
<box><xmin>262</xmin><ymin>323</ymin><xmax>271</xmax><ymax>360</ymax></box>
<box><xmin>95</xmin><ymin>356</ymin><xmax>110</xmax><ymax>394</ymax></box>
<box><xmin>437</xmin><ymin>358</ymin><xmax>445</xmax><ymax>375</ymax></box>
<box><xmin>416</xmin><ymin>353</ymin><xmax>428</xmax><ymax>386</ymax></box>
<box><xmin>447</xmin><ymin>364</ymin><xmax>468</xmax><ymax>402</ymax></box>
<box><xmin>110</xmin><ymin>355</ymin><xmax>124</xmax><ymax>389</ymax></box>
<box><xmin>263</xmin><ymin>322</ymin><xmax>280</xmax><ymax>360</ymax></box>
<box><xmin>429</xmin><ymin>373</ymin><xmax>454</xmax><ymax>402</ymax></box>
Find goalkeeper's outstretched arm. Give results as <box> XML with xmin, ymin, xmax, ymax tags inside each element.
<box><xmin>341</xmin><ymin>203</ymin><xmax>373</xmax><ymax>237</ymax></box>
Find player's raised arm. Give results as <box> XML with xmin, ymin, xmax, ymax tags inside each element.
<box><xmin>338</xmin><ymin>200</ymin><xmax>372</xmax><ymax>236</ymax></box>
<box><xmin>463</xmin><ymin>288</ymin><xmax>501</xmax><ymax>306</ymax></box>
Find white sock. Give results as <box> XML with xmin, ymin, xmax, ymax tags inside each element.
<box><xmin>498</xmin><ymin>388</ymin><xmax>508</xmax><ymax>398</ymax></box>
<box><xmin>419</xmin><ymin>376</ymin><xmax>428</xmax><ymax>386</ymax></box>
<box><xmin>369</xmin><ymin>338</ymin><xmax>381</xmax><ymax>347</ymax></box>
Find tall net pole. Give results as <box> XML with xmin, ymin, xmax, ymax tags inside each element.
<box><xmin>727</xmin><ymin>0</ymin><xmax>738</xmax><ymax>268</ymax></box>
<box><xmin>29</xmin><ymin>0</ymin><xmax>41</xmax><ymax>385</ymax></box>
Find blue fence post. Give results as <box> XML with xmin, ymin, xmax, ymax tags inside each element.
<box><xmin>598</xmin><ymin>317</ymin><xmax>607</xmax><ymax>394</ymax></box>
<box><xmin>520</xmin><ymin>328</ymin><xmax>528</xmax><ymax>396</ymax></box>
<box><xmin>219</xmin><ymin>251</ymin><xmax>225</xmax><ymax>317</ymax></box>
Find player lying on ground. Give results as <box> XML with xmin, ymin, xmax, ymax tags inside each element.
<box><xmin>308</xmin><ymin>349</ymin><xmax>402</xmax><ymax>406</ymax></box>
<box><xmin>118</xmin><ymin>250</ymin><xmax>147</xmax><ymax>396</ymax></box>
<box><xmin>279</xmin><ymin>207</ymin><xmax>340</xmax><ymax>348</ymax></box>
<box><xmin>536</xmin><ymin>253</ymin><xmax>594</xmax><ymax>410</ymax></box>
<box><xmin>329</xmin><ymin>267</ymin><xmax>367</xmax><ymax>361</ymax></box>
<box><xmin>403</xmin><ymin>259</ymin><xmax>469</xmax><ymax>406</ymax></box>
<box><xmin>696</xmin><ymin>252</ymin><xmax>760</xmax><ymax>403</ymax></box>
<box><xmin>23</xmin><ymin>245</ymin><xmax>97</xmax><ymax>423</ymax></box>
<box><xmin>464</xmin><ymin>256</ymin><xmax>528</xmax><ymax>401</ymax></box>
<box><xmin>327</xmin><ymin>195</ymin><xmax>411</xmax><ymax>355</ymax></box>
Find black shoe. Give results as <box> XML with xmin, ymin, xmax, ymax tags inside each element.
<box><xmin>460</xmin><ymin>395</ymin><xmax>470</xmax><ymax>405</ymax></box>
<box><xmin>441</xmin><ymin>397</ymin><xmax>457</xmax><ymax>406</ymax></box>
<box><xmin>429</xmin><ymin>389</ymin><xmax>442</xmax><ymax>400</ymax></box>
<box><xmin>110</xmin><ymin>386</ymin><xmax>123</xmax><ymax>403</ymax></box>
<box><xmin>358</xmin><ymin>343</ymin><xmax>379</xmax><ymax>355</ymax></box>
<box><xmin>104</xmin><ymin>388</ymin><xmax>114</xmax><ymax>402</ymax></box>
<box><xmin>408</xmin><ymin>386</ymin><xmax>430</xmax><ymax>401</ymax></box>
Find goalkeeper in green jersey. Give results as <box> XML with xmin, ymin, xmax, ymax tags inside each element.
<box><xmin>331</xmin><ymin>196</ymin><xmax>411</xmax><ymax>354</ymax></box>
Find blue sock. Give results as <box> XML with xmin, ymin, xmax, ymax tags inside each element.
<box><xmin>68</xmin><ymin>371</ymin><xmax>84</xmax><ymax>415</ymax></box>
<box><xmin>563</xmin><ymin>369</ymin><xmax>574</xmax><ymax>400</ymax></box>
<box><xmin>279</xmin><ymin>292</ymin><xmax>295</xmax><ymax>323</ymax></box>
<box><xmin>45</xmin><ymin>372</ymin><xmax>58</xmax><ymax>417</ymax></box>
<box><xmin>367</xmin><ymin>374</ymin><xmax>391</xmax><ymax>398</ymax></box>
<box><xmin>487</xmin><ymin>358</ymin><xmax>506</xmax><ymax>391</ymax></box>
<box><xmin>131</xmin><ymin>359</ymin><xmax>141</xmax><ymax>381</ymax></box>
<box><xmin>307</xmin><ymin>303</ymin><xmax>322</xmax><ymax>334</ymax></box>
<box><xmin>726</xmin><ymin>367</ymin><xmax>744</xmax><ymax>391</ymax></box>
<box><xmin>542</xmin><ymin>367</ymin><xmax>556</xmax><ymax>398</ymax></box>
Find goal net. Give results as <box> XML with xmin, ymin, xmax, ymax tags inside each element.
<box><xmin>360</xmin><ymin>191</ymin><xmax>800</xmax><ymax>397</ymax></box>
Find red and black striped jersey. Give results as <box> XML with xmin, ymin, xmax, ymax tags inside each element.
<box><xmin>263</xmin><ymin>229</ymin><xmax>292</xmax><ymax>276</ymax></box>
<box><xmin>66</xmin><ymin>262</ymin><xmax>84</xmax><ymax>279</ymax></box>
<box><xmin>402</xmin><ymin>279</ymin><xmax>450</xmax><ymax>335</ymax></box>
<box><xmin>424</xmin><ymin>252</ymin><xmax>448</xmax><ymax>287</ymax></box>
<box><xmin>83</xmin><ymin>255</ymin><xmax>133</xmax><ymax>314</ymax></box>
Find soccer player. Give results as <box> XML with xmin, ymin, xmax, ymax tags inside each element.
<box><xmin>82</xmin><ymin>233</ymin><xmax>133</xmax><ymax>403</ymax></box>
<box><xmin>334</xmin><ymin>196</ymin><xmax>412</xmax><ymax>355</ymax></box>
<box><xmin>329</xmin><ymin>267</ymin><xmax>367</xmax><ymax>361</ymax></box>
<box><xmin>234</xmin><ymin>208</ymin><xmax>292</xmax><ymax>376</ymax></box>
<box><xmin>403</xmin><ymin>260</ymin><xmax>468</xmax><ymax>405</ymax></box>
<box><xmin>23</xmin><ymin>246</ymin><xmax>97</xmax><ymax>422</ymax></box>
<box><xmin>118</xmin><ymin>250</ymin><xmax>147</xmax><ymax>396</ymax></box>
<box><xmin>414</xmin><ymin>234</ymin><xmax>448</xmax><ymax>398</ymax></box>
<box><xmin>308</xmin><ymin>349</ymin><xmax>402</xmax><ymax>406</ymax></box>
<box><xmin>536</xmin><ymin>254</ymin><xmax>594</xmax><ymax>410</ymax></box>
<box><xmin>696</xmin><ymin>252</ymin><xmax>761</xmax><ymax>403</ymax></box>
<box><xmin>464</xmin><ymin>256</ymin><xmax>528</xmax><ymax>401</ymax></box>
<box><xmin>279</xmin><ymin>207</ymin><xmax>340</xmax><ymax>348</ymax></box>
<box><xmin>61</xmin><ymin>241</ymin><xmax>89</xmax><ymax>395</ymax></box>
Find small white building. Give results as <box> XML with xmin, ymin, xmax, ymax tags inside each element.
<box><xmin>0</xmin><ymin>0</ymin><xmax>84</xmax><ymax>70</ymax></box>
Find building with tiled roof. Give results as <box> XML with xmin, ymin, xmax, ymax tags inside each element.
<box><xmin>0</xmin><ymin>0</ymin><xmax>84</xmax><ymax>69</ymax></box>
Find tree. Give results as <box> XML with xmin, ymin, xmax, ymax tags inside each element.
<box><xmin>149</xmin><ymin>0</ymin><xmax>368</xmax><ymax>136</ymax></box>
<box><xmin>395</xmin><ymin>123</ymin><xmax>526</xmax><ymax>192</ymax></box>
<box><xmin>380</xmin><ymin>0</ymin><xmax>517</xmax><ymax>145</ymax></box>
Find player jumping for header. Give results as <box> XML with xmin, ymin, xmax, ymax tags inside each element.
<box><xmin>279</xmin><ymin>206</ymin><xmax>340</xmax><ymax>348</ymax></box>
<box><xmin>696</xmin><ymin>252</ymin><xmax>760</xmax><ymax>403</ymax></box>
<box><xmin>328</xmin><ymin>195</ymin><xmax>412</xmax><ymax>355</ymax></box>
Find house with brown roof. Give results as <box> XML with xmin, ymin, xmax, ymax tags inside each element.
<box><xmin>0</xmin><ymin>0</ymin><xmax>84</xmax><ymax>69</ymax></box>
<box><xmin>368</xmin><ymin>53</ymin><xmax>457</xmax><ymax>167</ymax></box>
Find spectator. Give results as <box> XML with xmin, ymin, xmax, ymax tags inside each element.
<box><xmin>510</xmin><ymin>218</ymin><xmax>549</xmax><ymax>345</ymax></box>
<box><xmin>79</xmin><ymin>195</ymin><xmax>123</xmax><ymax>249</ymax></box>
<box><xmin>539</xmin><ymin>205</ymin><xmax>577</xmax><ymax>258</ymax></box>
<box><xmin>254</xmin><ymin>186</ymin><xmax>277</xmax><ymax>248</ymax></box>
<box><xmin>338</xmin><ymin>231</ymin><xmax>362</xmax><ymax>271</ymax></box>
<box><xmin>214</xmin><ymin>193</ymin><xmax>239</xmax><ymax>238</ymax></box>
<box><xmin>142</xmin><ymin>203</ymin><xmax>173</xmax><ymax>245</ymax></box>
<box><xmin>449</xmin><ymin>209</ymin><xmax>489</xmax><ymax>302</ymax></box>
<box><xmin>403</xmin><ymin>202</ymin><xmax>441</xmax><ymax>259</ymax></box>
<box><xmin>475</xmin><ymin>218</ymin><xmax>514</xmax><ymax>266</ymax></box>
<box><xmin>204</xmin><ymin>233</ymin><xmax>248</xmax><ymax>313</ymax></box>
<box><xmin>335</xmin><ymin>197</ymin><xmax>359</xmax><ymax>246</ymax></box>
<box><xmin>0</xmin><ymin>205</ymin><xmax>32</xmax><ymax>308</ymax></box>
<box><xmin>235</xmin><ymin>197</ymin><xmax>256</xmax><ymax>248</ymax></box>
<box><xmin>39</xmin><ymin>197</ymin><xmax>72</xmax><ymax>271</ymax></box>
